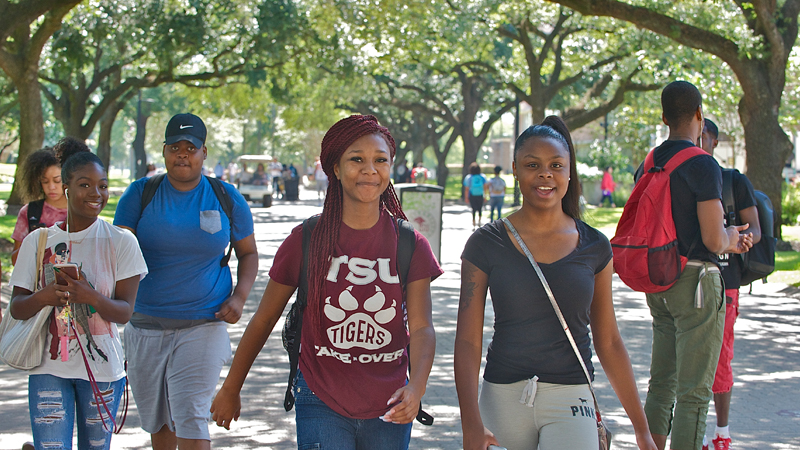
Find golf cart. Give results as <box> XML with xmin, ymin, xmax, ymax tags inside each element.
<box><xmin>236</xmin><ymin>154</ymin><xmax>275</xmax><ymax>207</ymax></box>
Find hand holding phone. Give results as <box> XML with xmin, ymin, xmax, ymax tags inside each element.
<box><xmin>54</xmin><ymin>263</ymin><xmax>79</xmax><ymax>285</ymax></box>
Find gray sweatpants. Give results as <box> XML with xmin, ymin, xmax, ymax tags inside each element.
<box><xmin>479</xmin><ymin>378</ymin><xmax>599</xmax><ymax>450</ymax></box>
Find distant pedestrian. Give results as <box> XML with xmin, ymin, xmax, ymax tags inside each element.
<box><xmin>454</xmin><ymin>116</ymin><xmax>656</xmax><ymax>450</ymax></box>
<box><xmin>395</xmin><ymin>161</ymin><xmax>412</xmax><ymax>183</ymax></box>
<box><xmin>700</xmin><ymin>119</ymin><xmax>761</xmax><ymax>450</ymax></box>
<box><xmin>270</xmin><ymin>158</ymin><xmax>283</xmax><ymax>198</ymax></box>
<box><xmin>238</xmin><ymin>163</ymin><xmax>252</xmax><ymax>185</ymax></box>
<box><xmin>11</xmin><ymin>147</ymin><xmax>67</xmax><ymax>266</ymax></box>
<box><xmin>488</xmin><ymin>165</ymin><xmax>506</xmax><ymax>221</ymax></box>
<box><xmin>411</xmin><ymin>162</ymin><xmax>429</xmax><ymax>184</ymax></box>
<box><xmin>314</xmin><ymin>156</ymin><xmax>328</xmax><ymax>204</ymax></box>
<box><xmin>145</xmin><ymin>163</ymin><xmax>158</xmax><ymax>178</ymax></box>
<box><xmin>463</xmin><ymin>162</ymin><xmax>488</xmax><ymax>228</ymax></box>
<box><xmin>214</xmin><ymin>161</ymin><xmax>224</xmax><ymax>179</ymax></box>
<box><xmin>210</xmin><ymin>114</ymin><xmax>442</xmax><ymax>450</ymax></box>
<box><xmin>600</xmin><ymin>166</ymin><xmax>616</xmax><ymax>207</ymax></box>
<box><xmin>252</xmin><ymin>163</ymin><xmax>269</xmax><ymax>186</ymax></box>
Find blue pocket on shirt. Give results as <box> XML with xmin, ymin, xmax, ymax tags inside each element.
<box><xmin>200</xmin><ymin>210</ymin><xmax>222</xmax><ymax>234</ymax></box>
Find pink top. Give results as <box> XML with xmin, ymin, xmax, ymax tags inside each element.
<box><xmin>12</xmin><ymin>201</ymin><xmax>68</xmax><ymax>242</ymax></box>
<box><xmin>601</xmin><ymin>172</ymin><xmax>616</xmax><ymax>192</ymax></box>
<box><xmin>269</xmin><ymin>211</ymin><xmax>443</xmax><ymax>419</ymax></box>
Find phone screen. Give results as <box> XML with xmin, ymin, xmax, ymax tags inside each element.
<box><xmin>54</xmin><ymin>264</ymin><xmax>79</xmax><ymax>285</ymax></box>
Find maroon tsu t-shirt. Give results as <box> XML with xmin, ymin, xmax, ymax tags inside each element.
<box><xmin>269</xmin><ymin>211</ymin><xmax>443</xmax><ymax>419</ymax></box>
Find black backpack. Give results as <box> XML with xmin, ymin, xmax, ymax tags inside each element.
<box><xmin>141</xmin><ymin>174</ymin><xmax>235</xmax><ymax>267</ymax></box>
<box><xmin>280</xmin><ymin>215</ymin><xmax>433</xmax><ymax>426</ymax></box>
<box><xmin>721</xmin><ymin>169</ymin><xmax>777</xmax><ymax>286</ymax></box>
<box><xmin>26</xmin><ymin>199</ymin><xmax>47</xmax><ymax>232</ymax></box>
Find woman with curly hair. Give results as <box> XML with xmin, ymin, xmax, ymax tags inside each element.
<box><xmin>210</xmin><ymin>115</ymin><xmax>442</xmax><ymax>449</ymax></box>
<box><xmin>11</xmin><ymin>147</ymin><xmax>68</xmax><ymax>265</ymax></box>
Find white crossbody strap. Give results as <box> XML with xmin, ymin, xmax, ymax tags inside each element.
<box><xmin>502</xmin><ymin>217</ymin><xmax>602</xmax><ymax>416</ymax></box>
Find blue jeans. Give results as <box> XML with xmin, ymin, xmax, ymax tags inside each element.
<box><xmin>489</xmin><ymin>196</ymin><xmax>504</xmax><ymax>221</ymax></box>
<box><xmin>29</xmin><ymin>374</ymin><xmax>125</xmax><ymax>450</ymax></box>
<box><xmin>294</xmin><ymin>372</ymin><xmax>412</xmax><ymax>450</ymax></box>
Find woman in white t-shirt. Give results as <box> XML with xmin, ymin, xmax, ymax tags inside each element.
<box><xmin>9</xmin><ymin>138</ymin><xmax>148</xmax><ymax>450</ymax></box>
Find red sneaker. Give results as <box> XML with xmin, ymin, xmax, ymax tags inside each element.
<box><xmin>713</xmin><ymin>436</ymin><xmax>732</xmax><ymax>450</ymax></box>
<box><xmin>702</xmin><ymin>444</ymin><xmax>709</xmax><ymax>450</ymax></box>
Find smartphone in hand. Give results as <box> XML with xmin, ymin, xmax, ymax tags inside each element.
<box><xmin>54</xmin><ymin>263</ymin><xmax>79</xmax><ymax>285</ymax></box>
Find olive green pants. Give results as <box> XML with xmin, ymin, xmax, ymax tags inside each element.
<box><xmin>644</xmin><ymin>263</ymin><xmax>725</xmax><ymax>450</ymax></box>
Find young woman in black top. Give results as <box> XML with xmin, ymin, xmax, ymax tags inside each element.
<box><xmin>454</xmin><ymin>116</ymin><xmax>656</xmax><ymax>450</ymax></box>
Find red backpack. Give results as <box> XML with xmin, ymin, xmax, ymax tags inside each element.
<box><xmin>611</xmin><ymin>146</ymin><xmax>706</xmax><ymax>293</ymax></box>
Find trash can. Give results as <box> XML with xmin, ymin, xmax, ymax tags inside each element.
<box><xmin>394</xmin><ymin>183</ymin><xmax>444</xmax><ymax>262</ymax></box>
<box><xmin>284</xmin><ymin>177</ymin><xmax>299</xmax><ymax>201</ymax></box>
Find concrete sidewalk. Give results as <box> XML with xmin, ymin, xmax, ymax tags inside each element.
<box><xmin>1</xmin><ymin>189</ymin><xmax>798</xmax><ymax>449</ymax></box>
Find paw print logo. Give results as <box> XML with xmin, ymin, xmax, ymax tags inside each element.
<box><xmin>325</xmin><ymin>286</ymin><xmax>397</xmax><ymax>350</ymax></box>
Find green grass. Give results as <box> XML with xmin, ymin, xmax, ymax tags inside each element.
<box><xmin>775</xmin><ymin>250</ymin><xmax>800</xmax><ymax>271</ymax></box>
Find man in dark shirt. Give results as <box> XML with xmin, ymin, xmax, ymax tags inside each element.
<box><xmin>699</xmin><ymin>119</ymin><xmax>760</xmax><ymax>450</ymax></box>
<box><xmin>641</xmin><ymin>81</ymin><xmax>753</xmax><ymax>450</ymax></box>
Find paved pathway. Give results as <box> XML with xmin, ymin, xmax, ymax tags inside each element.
<box><xmin>1</xmin><ymin>187</ymin><xmax>798</xmax><ymax>449</ymax></box>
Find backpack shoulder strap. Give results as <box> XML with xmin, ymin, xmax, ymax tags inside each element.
<box><xmin>663</xmin><ymin>146</ymin><xmax>706</xmax><ymax>173</ymax></box>
<box><xmin>141</xmin><ymin>173</ymin><xmax>166</xmax><ymax>212</ymax></box>
<box><xmin>206</xmin><ymin>176</ymin><xmax>236</xmax><ymax>266</ymax></box>
<box><xmin>27</xmin><ymin>199</ymin><xmax>46</xmax><ymax>231</ymax></box>
<box><xmin>396</xmin><ymin>218</ymin><xmax>416</xmax><ymax>287</ymax></box>
<box><xmin>721</xmin><ymin>169</ymin><xmax>736</xmax><ymax>226</ymax></box>
<box><xmin>284</xmin><ymin>215</ymin><xmax>320</xmax><ymax>411</ymax></box>
<box><xmin>206</xmin><ymin>176</ymin><xmax>234</xmax><ymax>221</ymax></box>
<box><xmin>394</xmin><ymin>217</ymin><xmax>433</xmax><ymax>426</ymax></box>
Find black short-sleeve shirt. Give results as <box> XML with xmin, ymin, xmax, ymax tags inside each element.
<box><xmin>637</xmin><ymin>140</ymin><xmax>723</xmax><ymax>263</ymax></box>
<box><xmin>719</xmin><ymin>169</ymin><xmax>757</xmax><ymax>289</ymax></box>
<box><xmin>461</xmin><ymin>219</ymin><xmax>612</xmax><ymax>385</ymax></box>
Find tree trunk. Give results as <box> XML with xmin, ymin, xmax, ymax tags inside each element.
<box><xmin>435</xmin><ymin>153</ymin><xmax>449</xmax><ymax>187</ymax></box>
<box><xmin>7</xmin><ymin>70</ymin><xmax>45</xmax><ymax>211</ymax></box>
<box><xmin>461</xmin><ymin>129</ymin><xmax>481</xmax><ymax>177</ymax></box>
<box><xmin>132</xmin><ymin>110</ymin><xmax>150</xmax><ymax>179</ymax></box>
<box><xmin>97</xmin><ymin>105</ymin><xmax>120</xmax><ymax>170</ymax></box>
<box><xmin>739</xmin><ymin>90</ymin><xmax>793</xmax><ymax>238</ymax></box>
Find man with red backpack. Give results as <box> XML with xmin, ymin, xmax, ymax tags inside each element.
<box><xmin>619</xmin><ymin>81</ymin><xmax>753</xmax><ymax>450</ymax></box>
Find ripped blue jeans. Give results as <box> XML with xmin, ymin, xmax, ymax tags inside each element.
<box><xmin>28</xmin><ymin>374</ymin><xmax>125</xmax><ymax>450</ymax></box>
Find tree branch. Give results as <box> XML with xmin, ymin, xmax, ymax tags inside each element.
<box><xmin>544</xmin><ymin>0</ymin><xmax>743</xmax><ymax>72</ymax></box>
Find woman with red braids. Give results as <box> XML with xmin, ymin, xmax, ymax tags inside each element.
<box><xmin>210</xmin><ymin>115</ymin><xmax>442</xmax><ymax>448</ymax></box>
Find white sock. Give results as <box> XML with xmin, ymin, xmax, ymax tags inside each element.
<box><xmin>715</xmin><ymin>425</ymin><xmax>730</xmax><ymax>439</ymax></box>
<box><xmin>703</xmin><ymin>435</ymin><xmax>708</xmax><ymax>446</ymax></box>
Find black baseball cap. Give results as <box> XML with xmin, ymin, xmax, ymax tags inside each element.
<box><xmin>164</xmin><ymin>113</ymin><xmax>207</xmax><ymax>149</ymax></box>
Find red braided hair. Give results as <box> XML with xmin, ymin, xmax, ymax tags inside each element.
<box><xmin>307</xmin><ymin>115</ymin><xmax>407</xmax><ymax>340</ymax></box>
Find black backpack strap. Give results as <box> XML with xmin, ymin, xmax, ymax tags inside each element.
<box><xmin>395</xmin><ymin>218</ymin><xmax>433</xmax><ymax>426</ymax></box>
<box><xmin>284</xmin><ymin>215</ymin><xmax>320</xmax><ymax>412</ymax></box>
<box><xmin>721</xmin><ymin>169</ymin><xmax>736</xmax><ymax>226</ymax></box>
<box><xmin>27</xmin><ymin>199</ymin><xmax>46</xmax><ymax>232</ymax></box>
<box><xmin>396</xmin><ymin>218</ymin><xmax>416</xmax><ymax>286</ymax></box>
<box><xmin>205</xmin><ymin>176</ymin><xmax>236</xmax><ymax>267</ymax></box>
<box><xmin>140</xmin><ymin>174</ymin><xmax>166</xmax><ymax>212</ymax></box>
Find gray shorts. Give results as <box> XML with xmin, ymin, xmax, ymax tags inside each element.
<box><xmin>124</xmin><ymin>321</ymin><xmax>231</xmax><ymax>440</ymax></box>
<box><xmin>479</xmin><ymin>378</ymin><xmax>598</xmax><ymax>450</ymax></box>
